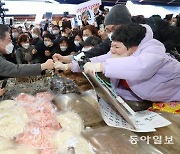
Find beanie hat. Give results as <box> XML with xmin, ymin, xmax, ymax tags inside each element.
<box><xmin>104</xmin><ymin>4</ymin><xmax>132</xmax><ymax>26</ymax></box>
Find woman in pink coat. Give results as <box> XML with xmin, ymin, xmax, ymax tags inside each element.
<box><xmin>55</xmin><ymin>23</ymin><xmax>180</xmax><ymax>102</ymax></box>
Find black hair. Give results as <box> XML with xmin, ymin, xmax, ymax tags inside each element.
<box><xmin>131</xmin><ymin>15</ymin><xmax>146</xmax><ymax>24</ymax></box>
<box><xmin>0</xmin><ymin>24</ymin><xmax>9</xmax><ymax>40</ymax></box>
<box><xmin>43</xmin><ymin>33</ymin><xmax>55</xmax><ymax>41</ymax></box>
<box><xmin>53</xmin><ymin>25</ymin><xmax>60</xmax><ymax>29</ymax></box>
<box><xmin>111</xmin><ymin>23</ymin><xmax>146</xmax><ymax>49</ymax></box>
<box><xmin>82</xmin><ymin>25</ymin><xmax>98</xmax><ymax>36</ymax></box>
<box><xmin>74</xmin><ymin>30</ymin><xmax>83</xmax><ymax>38</ymax></box>
<box><xmin>59</xmin><ymin>36</ymin><xmax>69</xmax><ymax>45</ymax></box>
<box><xmin>18</xmin><ymin>33</ymin><xmax>30</xmax><ymax>46</ymax></box>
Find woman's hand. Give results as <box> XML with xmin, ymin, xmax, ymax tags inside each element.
<box><xmin>45</xmin><ymin>50</ymin><xmax>51</xmax><ymax>57</ymax></box>
<box><xmin>32</xmin><ymin>49</ymin><xmax>37</xmax><ymax>55</ymax></box>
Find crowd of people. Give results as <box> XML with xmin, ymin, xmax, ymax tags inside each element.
<box><xmin>0</xmin><ymin>4</ymin><xmax>180</xmax><ymax>102</ymax></box>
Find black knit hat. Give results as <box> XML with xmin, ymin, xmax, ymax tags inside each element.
<box><xmin>104</xmin><ymin>4</ymin><xmax>132</xmax><ymax>26</ymax></box>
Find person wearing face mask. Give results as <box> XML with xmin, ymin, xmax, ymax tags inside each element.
<box><xmin>82</xmin><ymin>25</ymin><xmax>99</xmax><ymax>42</ymax></box>
<box><xmin>53</xmin><ymin>36</ymin><xmax>101</xmax><ymax>71</ymax></box>
<box><xmin>60</xmin><ymin>20</ymin><xmax>76</xmax><ymax>53</ymax></box>
<box><xmin>0</xmin><ymin>24</ymin><xmax>54</xmax><ymax>80</ymax></box>
<box><xmin>81</xmin><ymin>36</ymin><xmax>102</xmax><ymax>52</ymax></box>
<box><xmin>42</xmin><ymin>33</ymin><xmax>58</xmax><ymax>62</ymax></box>
<box><xmin>57</xmin><ymin>36</ymin><xmax>72</xmax><ymax>56</ymax></box>
<box><xmin>74</xmin><ymin>31</ymin><xmax>83</xmax><ymax>52</ymax></box>
<box><xmin>52</xmin><ymin>25</ymin><xmax>61</xmax><ymax>39</ymax></box>
<box><xmin>16</xmin><ymin>34</ymin><xmax>40</xmax><ymax>64</ymax></box>
<box><xmin>4</xmin><ymin>26</ymin><xmax>19</xmax><ymax>64</ymax></box>
<box><xmin>31</xmin><ymin>27</ymin><xmax>45</xmax><ymax>63</ymax></box>
<box><xmin>11</xmin><ymin>27</ymin><xmax>19</xmax><ymax>41</ymax></box>
<box><xmin>52</xmin><ymin>25</ymin><xmax>62</xmax><ymax>47</ymax></box>
<box><xmin>53</xmin><ymin>5</ymin><xmax>132</xmax><ymax>64</ymax></box>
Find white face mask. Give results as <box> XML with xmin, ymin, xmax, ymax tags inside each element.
<box><xmin>44</xmin><ymin>41</ymin><xmax>52</xmax><ymax>47</ymax></box>
<box><xmin>82</xmin><ymin>47</ymin><xmax>92</xmax><ymax>52</ymax></box>
<box><xmin>52</xmin><ymin>30</ymin><xmax>59</xmax><ymax>35</ymax></box>
<box><xmin>12</xmin><ymin>32</ymin><xmax>19</xmax><ymax>38</ymax></box>
<box><xmin>60</xmin><ymin>46</ymin><xmax>67</xmax><ymax>51</ymax></box>
<box><xmin>108</xmin><ymin>32</ymin><xmax>113</xmax><ymax>41</ymax></box>
<box><xmin>22</xmin><ymin>43</ymin><xmax>30</xmax><ymax>49</ymax></box>
<box><xmin>83</xmin><ymin>36</ymin><xmax>88</xmax><ymax>41</ymax></box>
<box><xmin>5</xmin><ymin>43</ymin><xmax>14</xmax><ymax>54</ymax></box>
<box><xmin>32</xmin><ymin>33</ymin><xmax>38</xmax><ymax>39</ymax></box>
<box><xmin>74</xmin><ymin>41</ymin><xmax>81</xmax><ymax>46</ymax></box>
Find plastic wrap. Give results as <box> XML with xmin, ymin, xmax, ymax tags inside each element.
<box><xmin>135</xmin><ymin>113</ymin><xmax>180</xmax><ymax>154</ymax></box>
<box><xmin>53</xmin><ymin>93</ymin><xmax>103</xmax><ymax>127</ymax></box>
<box><xmin>60</xmin><ymin>71</ymin><xmax>93</xmax><ymax>92</ymax></box>
<box><xmin>53</xmin><ymin>130</ymin><xmax>95</xmax><ymax>154</ymax></box>
<box><xmin>81</xmin><ymin>90</ymin><xmax>100</xmax><ymax>113</ymax></box>
<box><xmin>56</xmin><ymin>111</ymin><xmax>84</xmax><ymax>135</ymax></box>
<box><xmin>0</xmin><ymin>137</ymin><xmax>14</xmax><ymax>150</ymax></box>
<box><xmin>83</xmin><ymin>126</ymin><xmax>164</xmax><ymax>154</ymax></box>
<box><xmin>0</xmin><ymin>100</ymin><xmax>29</xmax><ymax>139</ymax></box>
<box><xmin>15</xmin><ymin>92</ymin><xmax>61</xmax><ymax>153</ymax></box>
<box><xmin>0</xmin><ymin>144</ymin><xmax>38</xmax><ymax>154</ymax></box>
<box><xmin>1</xmin><ymin>77</ymin><xmax>50</xmax><ymax>100</ymax></box>
<box><xmin>1</xmin><ymin>75</ymin><xmax>81</xmax><ymax>100</ymax></box>
<box><xmin>14</xmin><ymin>93</ymin><xmax>59</xmax><ymax>128</ymax></box>
<box><xmin>50</xmin><ymin>76</ymin><xmax>80</xmax><ymax>95</ymax></box>
<box><xmin>159</xmin><ymin>112</ymin><xmax>180</xmax><ymax>128</ymax></box>
<box><xmin>16</xmin><ymin>124</ymin><xmax>56</xmax><ymax>151</ymax></box>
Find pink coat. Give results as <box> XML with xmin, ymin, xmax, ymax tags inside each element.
<box><xmin>72</xmin><ymin>25</ymin><xmax>180</xmax><ymax>102</ymax></box>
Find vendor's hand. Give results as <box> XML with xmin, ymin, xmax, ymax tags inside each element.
<box><xmin>83</xmin><ymin>62</ymin><xmax>103</xmax><ymax>74</ymax></box>
<box><xmin>0</xmin><ymin>88</ymin><xmax>5</xmax><ymax>96</ymax></box>
<box><xmin>54</xmin><ymin>61</ymin><xmax>69</xmax><ymax>71</ymax></box>
<box><xmin>45</xmin><ymin>50</ymin><xmax>51</xmax><ymax>57</ymax></box>
<box><xmin>41</xmin><ymin>59</ymin><xmax>54</xmax><ymax>71</ymax></box>
<box><xmin>32</xmin><ymin>49</ymin><xmax>37</xmax><ymax>55</ymax></box>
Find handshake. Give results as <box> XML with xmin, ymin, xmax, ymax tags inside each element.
<box><xmin>41</xmin><ymin>53</ymin><xmax>103</xmax><ymax>73</ymax></box>
<box><xmin>40</xmin><ymin>54</ymin><xmax>71</xmax><ymax>71</ymax></box>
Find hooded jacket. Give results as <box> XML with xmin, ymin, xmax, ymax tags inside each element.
<box><xmin>72</xmin><ymin>24</ymin><xmax>180</xmax><ymax>102</ymax></box>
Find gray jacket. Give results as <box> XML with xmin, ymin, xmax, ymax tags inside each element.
<box><xmin>16</xmin><ymin>45</ymin><xmax>40</xmax><ymax>64</ymax></box>
<box><xmin>0</xmin><ymin>53</ymin><xmax>41</xmax><ymax>79</ymax></box>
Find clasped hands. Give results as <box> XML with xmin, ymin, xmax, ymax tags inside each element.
<box><xmin>52</xmin><ymin>54</ymin><xmax>103</xmax><ymax>73</ymax></box>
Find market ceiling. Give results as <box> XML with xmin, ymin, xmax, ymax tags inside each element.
<box><xmin>3</xmin><ymin>0</ymin><xmax>180</xmax><ymax>6</ymax></box>
<box><xmin>54</xmin><ymin>0</ymin><xmax>180</xmax><ymax>6</ymax></box>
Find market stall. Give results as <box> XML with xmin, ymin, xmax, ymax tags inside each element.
<box><xmin>0</xmin><ymin>71</ymin><xmax>179</xmax><ymax>154</ymax></box>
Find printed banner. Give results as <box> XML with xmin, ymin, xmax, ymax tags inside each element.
<box><xmin>75</xmin><ymin>0</ymin><xmax>102</xmax><ymax>25</ymax></box>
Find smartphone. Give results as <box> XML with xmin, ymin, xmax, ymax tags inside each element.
<box><xmin>1</xmin><ymin>79</ymin><xmax>7</xmax><ymax>89</ymax></box>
